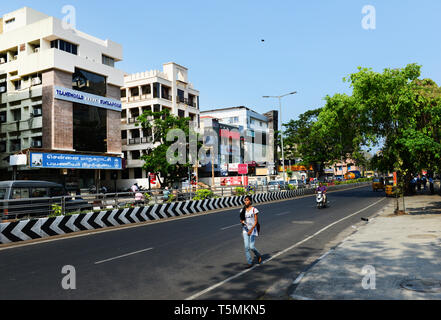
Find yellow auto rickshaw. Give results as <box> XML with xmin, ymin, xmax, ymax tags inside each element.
<box><xmin>384</xmin><ymin>177</ymin><xmax>396</xmax><ymax>197</ymax></box>
<box><xmin>372</xmin><ymin>177</ymin><xmax>385</xmax><ymax>192</ymax></box>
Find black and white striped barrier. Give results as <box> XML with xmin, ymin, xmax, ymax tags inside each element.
<box><xmin>1</xmin><ymin>190</ymin><xmax>301</xmax><ymax>244</ymax></box>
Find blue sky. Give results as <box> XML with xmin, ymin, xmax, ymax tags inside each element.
<box><xmin>3</xmin><ymin>0</ymin><xmax>441</xmax><ymax>127</ymax></box>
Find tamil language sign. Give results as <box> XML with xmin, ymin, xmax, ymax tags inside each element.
<box><xmin>30</xmin><ymin>152</ymin><xmax>122</xmax><ymax>170</ymax></box>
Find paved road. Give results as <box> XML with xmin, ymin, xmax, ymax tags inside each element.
<box><xmin>0</xmin><ymin>186</ymin><xmax>390</xmax><ymax>300</ymax></box>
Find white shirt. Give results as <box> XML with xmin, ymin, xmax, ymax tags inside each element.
<box><xmin>242</xmin><ymin>207</ymin><xmax>259</xmax><ymax>236</ymax></box>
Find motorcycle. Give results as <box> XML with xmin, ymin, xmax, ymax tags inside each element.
<box><xmin>316</xmin><ymin>191</ymin><xmax>327</xmax><ymax>209</ymax></box>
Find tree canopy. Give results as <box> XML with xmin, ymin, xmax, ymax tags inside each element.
<box><xmin>283</xmin><ymin>63</ymin><xmax>441</xmax><ymax>192</ymax></box>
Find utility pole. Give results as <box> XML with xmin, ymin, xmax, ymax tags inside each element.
<box><xmin>263</xmin><ymin>91</ymin><xmax>298</xmax><ymax>183</ymax></box>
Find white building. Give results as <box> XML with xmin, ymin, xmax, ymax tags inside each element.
<box><xmin>200</xmin><ymin>106</ymin><xmax>278</xmax><ymax>178</ymax></box>
<box><xmin>0</xmin><ymin>7</ymin><xmax>125</xmax><ymax>189</ymax></box>
<box><xmin>117</xmin><ymin>62</ymin><xmax>200</xmax><ymax>190</ymax></box>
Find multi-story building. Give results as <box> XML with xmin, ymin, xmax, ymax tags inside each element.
<box><xmin>200</xmin><ymin>106</ymin><xmax>278</xmax><ymax>183</ymax></box>
<box><xmin>0</xmin><ymin>7</ymin><xmax>125</xmax><ymax>190</ymax></box>
<box><xmin>116</xmin><ymin>62</ymin><xmax>200</xmax><ymax>190</ymax></box>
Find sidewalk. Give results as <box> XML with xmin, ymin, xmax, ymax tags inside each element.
<box><xmin>290</xmin><ymin>189</ymin><xmax>441</xmax><ymax>300</ymax></box>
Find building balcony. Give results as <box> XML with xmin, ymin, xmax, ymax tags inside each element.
<box><xmin>128</xmin><ymin>137</ymin><xmax>153</xmax><ymax>145</ymax></box>
<box><xmin>0</xmin><ymin>116</ymin><xmax>43</xmax><ymax>134</ymax></box>
<box><xmin>3</xmin><ymin>85</ymin><xmax>42</xmax><ymax>103</ymax></box>
<box><xmin>128</xmin><ymin>117</ymin><xmax>139</xmax><ymax>124</ymax></box>
<box><xmin>126</xmin><ymin>159</ymin><xmax>145</xmax><ymax>168</ymax></box>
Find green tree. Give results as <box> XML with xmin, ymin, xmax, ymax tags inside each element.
<box><xmin>347</xmin><ymin>63</ymin><xmax>441</xmax><ymax>198</ymax></box>
<box><xmin>136</xmin><ymin>109</ymin><xmax>199</xmax><ymax>188</ymax></box>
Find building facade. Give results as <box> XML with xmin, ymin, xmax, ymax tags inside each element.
<box><xmin>200</xmin><ymin>106</ymin><xmax>278</xmax><ymax>184</ymax></box>
<box><xmin>0</xmin><ymin>7</ymin><xmax>124</xmax><ymax>190</ymax></box>
<box><xmin>116</xmin><ymin>62</ymin><xmax>200</xmax><ymax>190</ymax></box>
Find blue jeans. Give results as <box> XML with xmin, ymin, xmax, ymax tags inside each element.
<box><xmin>243</xmin><ymin>233</ymin><xmax>261</xmax><ymax>265</ymax></box>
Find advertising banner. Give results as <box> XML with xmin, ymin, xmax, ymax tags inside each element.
<box><xmin>220</xmin><ymin>176</ymin><xmax>248</xmax><ymax>186</ymax></box>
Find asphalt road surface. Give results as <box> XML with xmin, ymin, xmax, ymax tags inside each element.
<box><xmin>0</xmin><ymin>185</ymin><xmax>391</xmax><ymax>300</ymax></box>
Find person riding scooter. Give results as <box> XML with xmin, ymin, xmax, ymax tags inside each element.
<box><xmin>316</xmin><ymin>182</ymin><xmax>328</xmax><ymax>206</ymax></box>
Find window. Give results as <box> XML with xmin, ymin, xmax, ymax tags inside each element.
<box><xmin>12</xmin><ymin>188</ymin><xmax>29</xmax><ymax>199</ymax></box>
<box><xmin>121</xmin><ymin>169</ymin><xmax>129</xmax><ymax>179</ymax></box>
<box><xmin>142</xmin><ymin>85</ymin><xmax>151</xmax><ymax>95</ymax></box>
<box><xmin>0</xmin><ymin>188</ymin><xmax>6</xmax><ymax>200</ymax></box>
<box><xmin>121</xmin><ymin>130</ymin><xmax>127</xmax><ymax>139</ymax></box>
<box><xmin>177</xmin><ymin>89</ymin><xmax>185</xmax><ymax>102</ymax></box>
<box><xmin>31</xmin><ymin>188</ymin><xmax>47</xmax><ymax>198</ymax></box>
<box><xmin>131</xmin><ymin>150</ymin><xmax>141</xmax><ymax>160</ymax></box>
<box><xmin>102</xmin><ymin>55</ymin><xmax>115</xmax><ymax>67</ymax></box>
<box><xmin>134</xmin><ymin>168</ymin><xmax>143</xmax><ymax>179</ymax></box>
<box><xmin>73</xmin><ymin>103</ymin><xmax>107</xmax><ymax>153</ymax></box>
<box><xmin>178</xmin><ymin>109</ymin><xmax>185</xmax><ymax>118</ymax></box>
<box><xmin>153</xmin><ymin>83</ymin><xmax>160</xmax><ymax>98</ymax></box>
<box><xmin>50</xmin><ymin>187</ymin><xmax>67</xmax><ymax>197</ymax></box>
<box><xmin>121</xmin><ymin>89</ymin><xmax>126</xmax><ymax>98</ymax></box>
<box><xmin>72</xmin><ymin>68</ymin><xmax>106</xmax><ymax>96</ymax></box>
<box><xmin>0</xmin><ymin>141</ymin><xmax>6</xmax><ymax>152</ymax></box>
<box><xmin>130</xmin><ymin>87</ymin><xmax>139</xmax><ymax>97</ymax></box>
<box><xmin>13</xmin><ymin>80</ymin><xmax>21</xmax><ymax>91</ymax></box>
<box><xmin>5</xmin><ymin>18</ymin><xmax>15</xmax><ymax>24</ymax></box>
<box><xmin>51</xmin><ymin>39</ymin><xmax>78</xmax><ymax>55</ymax></box>
<box><xmin>10</xmin><ymin>139</ymin><xmax>21</xmax><ymax>152</ymax></box>
<box><xmin>0</xmin><ymin>111</ymin><xmax>6</xmax><ymax>123</ymax></box>
<box><xmin>13</xmin><ymin>109</ymin><xmax>21</xmax><ymax>121</ymax></box>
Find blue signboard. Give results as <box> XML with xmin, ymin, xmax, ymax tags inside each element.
<box><xmin>54</xmin><ymin>86</ymin><xmax>122</xmax><ymax>112</ymax></box>
<box><xmin>30</xmin><ymin>152</ymin><xmax>122</xmax><ymax>170</ymax></box>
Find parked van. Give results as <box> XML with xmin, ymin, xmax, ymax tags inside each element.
<box><xmin>0</xmin><ymin>181</ymin><xmax>92</xmax><ymax>220</ymax></box>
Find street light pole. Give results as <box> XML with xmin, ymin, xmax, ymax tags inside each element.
<box><xmin>263</xmin><ymin>91</ymin><xmax>297</xmax><ymax>184</ymax></box>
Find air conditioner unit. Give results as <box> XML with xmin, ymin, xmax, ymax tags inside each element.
<box><xmin>0</xmin><ymin>87</ymin><xmax>6</xmax><ymax>93</ymax></box>
<box><xmin>0</xmin><ymin>58</ymin><xmax>5</xmax><ymax>64</ymax></box>
<box><xmin>0</xmin><ymin>115</ymin><xmax>6</xmax><ymax>122</ymax></box>
<box><xmin>33</xmin><ymin>109</ymin><xmax>42</xmax><ymax>116</ymax></box>
<box><xmin>34</xmin><ymin>47</ymin><xmax>40</xmax><ymax>53</ymax></box>
<box><xmin>31</xmin><ymin>77</ymin><xmax>42</xmax><ymax>85</ymax></box>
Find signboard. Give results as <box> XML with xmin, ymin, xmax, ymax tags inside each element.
<box><xmin>238</xmin><ymin>164</ymin><xmax>248</xmax><ymax>175</ymax></box>
<box><xmin>393</xmin><ymin>172</ymin><xmax>397</xmax><ymax>187</ymax></box>
<box><xmin>228</xmin><ymin>163</ymin><xmax>239</xmax><ymax>172</ymax></box>
<box><xmin>30</xmin><ymin>152</ymin><xmax>122</xmax><ymax>170</ymax></box>
<box><xmin>220</xmin><ymin>163</ymin><xmax>228</xmax><ymax>176</ymax></box>
<box><xmin>220</xmin><ymin>176</ymin><xmax>248</xmax><ymax>187</ymax></box>
<box><xmin>54</xmin><ymin>86</ymin><xmax>122</xmax><ymax>111</ymax></box>
<box><xmin>10</xmin><ymin>154</ymin><xmax>27</xmax><ymax>166</ymax></box>
<box><xmin>256</xmin><ymin>168</ymin><xmax>269</xmax><ymax>176</ymax></box>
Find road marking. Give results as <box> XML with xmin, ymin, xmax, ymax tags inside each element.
<box><xmin>292</xmin><ymin>221</ymin><xmax>314</xmax><ymax>225</ymax></box>
<box><xmin>293</xmin><ymin>272</ymin><xmax>305</xmax><ymax>285</ymax></box>
<box><xmin>276</xmin><ymin>211</ymin><xmax>290</xmax><ymax>216</ymax></box>
<box><xmin>220</xmin><ymin>223</ymin><xmax>242</xmax><ymax>231</ymax></box>
<box><xmin>94</xmin><ymin>248</ymin><xmax>153</xmax><ymax>265</ymax></box>
<box><xmin>185</xmin><ymin>197</ymin><xmax>386</xmax><ymax>300</ymax></box>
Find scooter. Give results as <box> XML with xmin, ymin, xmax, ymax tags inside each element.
<box><xmin>316</xmin><ymin>191</ymin><xmax>327</xmax><ymax>209</ymax></box>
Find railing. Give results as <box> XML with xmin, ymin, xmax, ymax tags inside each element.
<box><xmin>0</xmin><ymin>181</ymin><xmax>373</xmax><ymax>222</ymax></box>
